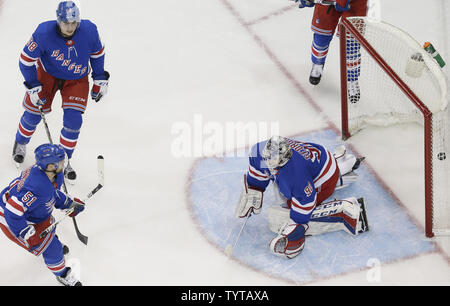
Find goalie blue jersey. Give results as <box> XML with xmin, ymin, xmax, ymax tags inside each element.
<box><xmin>19</xmin><ymin>19</ymin><xmax>105</xmax><ymax>87</ymax></box>
<box><xmin>246</xmin><ymin>138</ymin><xmax>338</xmax><ymax>224</ymax></box>
<box><xmin>0</xmin><ymin>166</ymin><xmax>69</xmax><ymax>237</ymax></box>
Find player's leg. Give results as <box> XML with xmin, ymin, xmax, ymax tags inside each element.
<box><xmin>42</xmin><ymin>236</ymin><xmax>81</xmax><ymax>286</ymax></box>
<box><xmin>310</xmin><ymin>33</ymin><xmax>333</xmax><ymax>85</ymax></box>
<box><xmin>309</xmin><ymin>5</ymin><xmax>340</xmax><ymax>85</ymax></box>
<box><xmin>60</xmin><ymin>109</ymin><xmax>83</xmax><ymax>182</ymax></box>
<box><xmin>13</xmin><ymin>67</ymin><xmax>57</xmax><ymax>164</ymax></box>
<box><xmin>13</xmin><ymin>111</ymin><xmax>41</xmax><ymax>164</ymax></box>
<box><xmin>60</xmin><ymin>76</ymin><xmax>89</xmax><ymax>183</ymax></box>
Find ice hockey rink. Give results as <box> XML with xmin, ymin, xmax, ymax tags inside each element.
<box><xmin>0</xmin><ymin>0</ymin><xmax>449</xmax><ymax>286</ymax></box>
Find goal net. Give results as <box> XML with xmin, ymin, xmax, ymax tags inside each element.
<box><xmin>339</xmin><ymin>16</ymin><xmax>450</xmax><ymax>237</ymax></box>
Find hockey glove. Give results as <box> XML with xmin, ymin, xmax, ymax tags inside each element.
<box><xmin>295</xmin><ymin>0</ymin><xmax>315</xmax><ymax>8</ymax></box>
<box><xmin>18</xmin><ymin>216</ymin><xmax>54</xmax><ymax>250</ymax></box>
<box><xmin>91</xmin><ymin>71</ymin><xmax>110</xmax><ymax>102</ymax></box>
<box><xmin>335</xmin><ymin>0</ymin><xmax>351</xmax><ymax>12</ymax></box>
<box><xmin>24</xmin><ymin>82</ymin><xmax>46</xmax><ymax>107</ymax></box>
<box><xmin>235</xmin><ymin>175</ymin><xmax>263</xmax><ymax>218</ymax></box>
<box><xmin>269</xmin><ymin>221</ymin><xmax>307</xmax><ymax>259</ymax></box>
<box><xmin>67</xmin><ymin>197</ymin><xmax>85</xmax><ymax>217</ymax></box>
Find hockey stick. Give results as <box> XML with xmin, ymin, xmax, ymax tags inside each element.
<box><xmin>38</xmin><ymin>105</ymin><xmax>88</xmax><ymax>244</ymax></box>
<box><xmin>40</xmin><ymin>155</ymin><xmax>105</xmax><ymax>240</ymax></box>
<box><xmin>225</xmin><ymin>212</ymin><xmax>252</xmax><ymax>257</ymax></box>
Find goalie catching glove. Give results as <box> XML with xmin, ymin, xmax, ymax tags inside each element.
<box><xmin>270</xmin><ymin>220</ymin><xmax>308</xmax><ymax>259</ymax></box>
<box><xmin>235</xmin><ymin>175</ymin><xmax>263</xmax><ymax>218</ymax></box>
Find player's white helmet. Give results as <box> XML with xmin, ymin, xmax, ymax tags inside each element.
<box><xmin>261</xmin><ymin>136</ymin><xmax>292</xmax><ymax>170</ymax></box>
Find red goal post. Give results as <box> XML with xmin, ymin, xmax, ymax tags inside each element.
<box><xmin>339</xmin><ymin>17</ymin><xmax>450</xmax><ymax>238</ymax></box>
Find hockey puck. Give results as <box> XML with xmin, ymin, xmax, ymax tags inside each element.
<box><xmin>437</xmin><ymin>152</ymin><xmax>446</xmax><ymax>160</ymax></box>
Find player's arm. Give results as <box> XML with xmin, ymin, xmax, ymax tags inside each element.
<box><xmin>89</xmin><ymin>23</ymin><xmax>109</xmax><ymax>102</ymax></box>
<box><xmin>3</xmin><ymin>194</ymin><xmax>29</xmax><ymax>237</ymax></box>
<box><xmin>19</xmin><ymin>34</ymin><xmax>47</xmax><ymax>106</ymax></box>
<box><xmin>289</xmin><ymin>181</ymin><xmax>317</xmax><ymax>225</ymax></box>
<box><xmin>269</xmin><ymin>182</ymin><xmax>316</xmax><ymax>258</ymax></box>
<box><xmin>3</xmin><ymin>190</ymin><xmax>48</xmax><ymax>249</ymax></box>
<box><xmin>19</xmin><ymin>34</ymin><xmax>41</xmax><ymax>88</ymax></box>
<box><xmin>54</xmin><ymin>189</ymin><xmax>85</xmax><ymax>218</ymax></box>
<box><xmin>246</xmin><ymin>156</ymin><xmax>271</xmax><ymax>191</ymax></box>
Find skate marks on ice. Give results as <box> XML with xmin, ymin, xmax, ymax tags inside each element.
<box><xmin>186</xmin><ymin>129</ymin><xmax>435</xmax><ymax>284</ymax></box>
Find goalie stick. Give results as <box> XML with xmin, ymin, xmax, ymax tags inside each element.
<box><xmin>225</xmin><ymin>212</ymin><xmax>252</xmax><ymax>257</ymax></box>
<box><xmin>40</xmin><ymin>155</ymin><xmax>105</xmax><ymax>240</ymax></box>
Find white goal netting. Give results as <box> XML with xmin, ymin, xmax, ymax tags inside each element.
<box><xmin>341</xmin><ymin>17</ymin><xmax>450</xmax><ymax>237</ymax></box>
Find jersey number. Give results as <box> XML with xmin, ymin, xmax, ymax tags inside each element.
<box><xmin>22</xmin><ymin>191</ymin><xmax>37</xmax><ymax>207</ymax></box>
<box><xmin>27</xmin><ymin>42</ymin><xmax>38</xmax><ymax>52</ymax></box>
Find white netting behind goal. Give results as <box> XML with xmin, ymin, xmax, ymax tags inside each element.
<box><xmin>341</xmin><ymin>17</ymin><xmax>450</xmax><ymax>237</ymax></box>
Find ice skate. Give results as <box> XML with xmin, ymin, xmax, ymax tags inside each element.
<box><xmin>56</xmin><ymin>267</ymin><xmax>82</xmax><ymax>286</ymax></box>
<box><xmin>348</xmin><ymin>80</ymin><xmax>360</xmax><ymax>103</ymax></box>
<box><xmin>309</xmin><ymin>63</ymin><xmax>324</xmax><ymax>85</ymax></box>
<box><xmin>12</xmin><ymin>141</ymin><xmax>26</xmax><ymax>167</ymax></box>
<box><xmin>64</xmin><ymin>161</ymin><xmax>77</xmax><ymax>185</ymax></box>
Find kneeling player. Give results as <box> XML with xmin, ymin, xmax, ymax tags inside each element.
<box><xmin>235</xmin><ymin>136</ymin><xmax>369</xmax><ymax>259</ymax></box>
<box><xmin>0</xmin><ymin>144</ymin><xmax>85</xmax><ymax>286</ymax></box>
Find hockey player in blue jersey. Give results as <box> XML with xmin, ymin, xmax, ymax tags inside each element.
<box><xmin>235</xmin><ymin>136</ymin><xmax>368</xmax><ymax>259</ymax></box>
<box><xmin>13</xmin><ymin>1</ymin><xmax>109</xmax><ymax>184</ymax></box>
<box><xmin>296</xmin><ymin>0</ymin><xmax>367</xmax><ymax>103</ymax></box>
<box><xmin>0</xmin><ymin>144</ymin><xmax>85</xmax><ymax>286</ymax></box>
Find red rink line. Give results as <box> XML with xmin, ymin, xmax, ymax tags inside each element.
<box><xmin>221</xmin><ymin>0</ymin><xmax>335</xmax><ymax>133</ymax></box>
<box><xmin>213</xmin><ymin>0</ymin><xmax>450</xmax><ymax>272</ymax></box>
<box><xmin>244</xmin><ymin>4</ymin><xmax>297</xmax><ymax>26</ymax></box>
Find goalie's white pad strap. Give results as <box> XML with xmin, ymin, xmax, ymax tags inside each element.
<box><xmin>335</xmin><ymin>172</ymin><xmax>358</xmax><ymax>190</ymax></box>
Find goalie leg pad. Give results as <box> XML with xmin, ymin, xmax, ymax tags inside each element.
<box><xmin>268</xmin><ymin>204</ymin><xmax>290</xmax><ymax>234</ymax></box>
<box><xmin>334</xmin><ymin>146</ymin><xmax>358</xmax><ymax>176</ymax></box>
<box><xmin>268</xmin><ymin>197</ymin><xmax>368</xmax><ymax>236</ymax></box>
<box><xmin>309</xmin><ymin>197</ymin><xmax>363</xmax><ymax>236</ymax></box>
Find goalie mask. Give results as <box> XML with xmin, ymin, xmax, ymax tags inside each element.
<box><xmin>261</xmin><ymin>136</ymin><xmax>292</xmax><ymax>170</ymax></box>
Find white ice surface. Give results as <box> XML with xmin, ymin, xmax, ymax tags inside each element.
<box><xmin>0</xmin><ymin>0</ymin><xmax>448</xmax><ymax>285</ymax></box>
